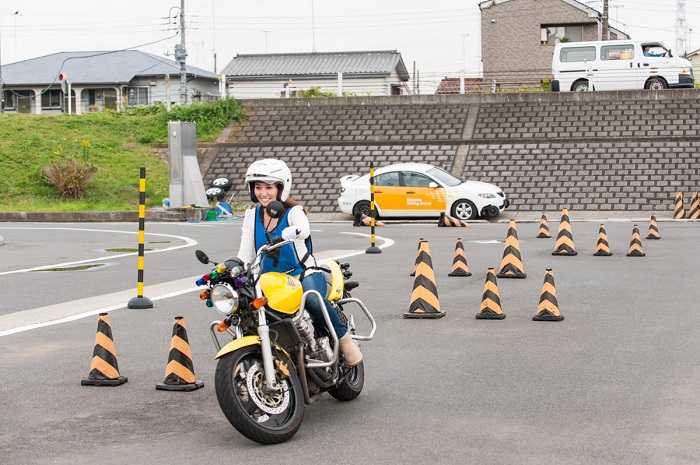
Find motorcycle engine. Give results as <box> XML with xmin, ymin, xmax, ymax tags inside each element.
<box><xmin>295</xmin><ymin>311</ymin><xmax>333</xmax><ymax>362</ymax></box>
<box><xmin>295</xmin><ymin>310</ymin><xmax>316</xmax><ymax>347</ymax></box>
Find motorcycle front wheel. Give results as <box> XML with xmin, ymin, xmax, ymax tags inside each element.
<box><xmin>215</xmin><ymin>346</ymin><xmax>304</xmax><ymax>445</ymax></box>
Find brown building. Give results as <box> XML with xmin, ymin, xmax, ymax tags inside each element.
<box><xmin>479</xmin><ymin>0</ymin><xmax>629</xmax><ymax>90</ymax></box>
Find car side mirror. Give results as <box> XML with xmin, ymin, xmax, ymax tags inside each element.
<box><xmin>429</xmin><ymin>182</ymin><xmax>439</xmax><ymax>188</ymax></box>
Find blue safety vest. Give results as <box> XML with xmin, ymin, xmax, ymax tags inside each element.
<box><xmin>254</xmin><ymin>206</ymin><xmax>306</xmax><ymax>276</ymax></box>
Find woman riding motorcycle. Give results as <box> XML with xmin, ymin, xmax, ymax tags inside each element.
<box><xmin>236</xmin><ymin>158</ymin><xmax>363</xmax><ymax>366</ymax></box>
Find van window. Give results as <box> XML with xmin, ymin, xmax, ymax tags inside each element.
<box><xmin>560</xmin><ymin>46</ymin><xmax>596</xmax><ymax>63</ymax></box>
<box><xmin>601</xmin><ymin>44</ymin><xmax>634</xmax><ymax>61</ymax></box>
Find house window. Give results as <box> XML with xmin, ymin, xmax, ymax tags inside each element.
<box><xmin>125</xmin><ymin>87</ymin><xmax>148</xmax><ymax>107</ymax></box>
<box><xmin>541</xmin><ymin>25</ymin><xmax>583</xmax><ymax>44</ymax></box>
<box><xmin>601</xmin><ymin>44</ymin><xmax>634</xmax><ymax>60</ymax></box>
<box><xmin>41</xmin><ymin>90</ymin><xmax>62</xmax><ymax>109</ymax></box>
<box><xmin>2</xmin><ymin>90</ymin><xmax>14</xmax><ymax>109</ymax></box>
<box><xmin>560</xmin><ymin>46</ymin><xmax>596</xmax><ymax>63</ymax></box>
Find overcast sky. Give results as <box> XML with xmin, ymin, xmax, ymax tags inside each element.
<box><xmin>1</xmin><ymin>0</ymin><xmax>698</xmax><ymax>92</ymax></box>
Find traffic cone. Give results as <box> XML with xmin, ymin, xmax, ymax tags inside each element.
<box><xmin>593</xmin><ymin>224</ymin><xmax>612</xmax><ymax>256</ymax></box>
<box><xmin>438</xmin><ymin>212</ymin><xmax>471</xmax><ymax>227</ymax></box>
<box><xmin>674</xmin><ymin>191</ymin><xmax>686</xmax><ymax>219</ymax></box>
<box><xmin>626</xmin><ymin>225</ymin><xmax>645</xmax><ymax>257</ymax></box>
<box><xmin>536</xmin><ymin>212</ymin><xmax>551</xmax><ymax>238</ymax></box>
<box><xmin>81</xmin><ymin>313</ymin><xmax>128</xmax><ymax>386</ymax></box>
<box><xmin>448</xmin><ymin>238</ymin><xmax>472</xmax><ymax>277</ymax></box>
<box><xmin>533</xmin><ymin>269</ymin><xmax>564</xmax><ymax>322</ymax></box>
<box><xmin>552</xmin><ymin>208</ymin><xmax>577</xmax><ymax>256</ymax></box>
<box><xmin>156</xmin><ymin>317</ymin><xmax>204</xmax><ymax>391</ymax></box>
<box><xmin>497</xmin><ymin>219</ymin><xmax>526</xmax><ymax>278</ymax></box>
<box><xmin>645</xmin><ymin>214</ymin><xmax>661</xmax><ymax>240</ymax></box>
<box><xmin>476</xmin><ymin>268</ymin><xmax>505</xmax><ymax>320</ymax></box>
<box><xmin>689</xmin><ymin>192</ymin><xmax>700</xmax><ymax>219</ymax></box>
<box><xmin>404</xmin><ymin>240</ymin><xmax>444</xmax><ymax>319</ymax></box>
<box><xmin>410</xmin><ymin>238</ymin><xmax>424</xmax><ymax>277</ymax></box>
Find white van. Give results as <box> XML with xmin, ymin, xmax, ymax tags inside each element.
<box><xmin>551</xmin><ymin>40</ymin><xmax>694</xmax><ymax>92</ymax></box>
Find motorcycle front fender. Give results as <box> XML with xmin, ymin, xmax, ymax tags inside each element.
<box><xmin>215</xmin><ymin>335</ymin><xmax>289</xmax><ymax>360</ymax></box>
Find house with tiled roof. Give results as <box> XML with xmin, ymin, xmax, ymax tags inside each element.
<box><xmin>1</xmin><ymin>50</ymin><xmax>219</xmax><ymax>114</ymax></box>
<box><xmin>435</xmin><ymin>77</ymin><xmax>486</xmax><ymax>94</ymax></box>
<box><xmin>220</xmin><ymin>50</ymin><xmax>410</xmax><ymax>99</ymax></box>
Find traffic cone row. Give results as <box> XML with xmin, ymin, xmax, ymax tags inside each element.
<box><xmin>82</xmin><ymin>314</ymin><xmax>202</xmax><ymax>391</ymax></box>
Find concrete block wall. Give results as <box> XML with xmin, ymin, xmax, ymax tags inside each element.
<box><xmin>202</xmin><ymin>90</ymin><xmax>700</xmax><ymax>214</ymax></box>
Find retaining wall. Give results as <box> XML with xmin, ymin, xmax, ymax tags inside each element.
<box><xmin>201</xmin><ymin>90</ymin><xmax>700</xmax><ymax>214</ymax></box>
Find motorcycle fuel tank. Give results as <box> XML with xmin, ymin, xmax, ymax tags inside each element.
<box><xmin>259</xmin><ymin>272</ymin><xmax>303</xmax><ymax>314</ymax></box>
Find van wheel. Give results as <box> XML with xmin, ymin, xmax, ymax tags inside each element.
<box><xmin>571</xmin><ymin>80</ymin><xmax>590</xmax><ymax>92</ymax></box>
<box><xmin>645</xmin><ymin>78</ymin><xmax>667</xmax><ymax>90</ymax></box>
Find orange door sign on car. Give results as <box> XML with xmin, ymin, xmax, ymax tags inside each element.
<box><xmin>375</xmin><ymin>185</ymin><xmax>446</xmax><ymax>215</ymax></box>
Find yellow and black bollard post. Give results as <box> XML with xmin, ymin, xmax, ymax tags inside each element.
<box><xmin>365</xmin><ymin>161</ymin><xmax>381</xmax><ymax>254</ymax></box>
<box><xmin>128</xmin><ymin>167</ymin><xmax>153</xmax><ymax>309</ymax></box>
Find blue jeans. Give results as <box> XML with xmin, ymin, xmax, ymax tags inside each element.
<box><xmin>301</xmin><ymin>271</ymin><xmax>347</xmax><ymax>339</ymax></box>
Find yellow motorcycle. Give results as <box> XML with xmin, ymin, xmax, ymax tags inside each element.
<box><xmin>195</xmin><ymin>206</ymin><xmax>376</xmax><ymax>444</ymax></box>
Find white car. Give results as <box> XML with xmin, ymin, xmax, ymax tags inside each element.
<box><xmin>337</xmin><ymin>163</ymin><xmax>509</xmax><ymax>220</ymax></box>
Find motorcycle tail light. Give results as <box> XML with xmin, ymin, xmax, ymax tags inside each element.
<box><xmin>199</xmin><ymin>290</ymin><xmax>210</xmax><ymax>300</ymax></box>
<box><xmin>251</xmin><ymin>297</ymin><xmax>268</xmax><ymax>309</ymax></box>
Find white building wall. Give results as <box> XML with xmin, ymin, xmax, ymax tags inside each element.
<box><xmin>227</xmin><ymin>76</ymin><xmax>404</xmax><ymax>99</ymax></box>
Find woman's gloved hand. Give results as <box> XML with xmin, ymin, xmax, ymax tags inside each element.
<box><xmin>281</xmin><ymin>227</ymin><xmax>299</xmax><ymax>241</ymax></box>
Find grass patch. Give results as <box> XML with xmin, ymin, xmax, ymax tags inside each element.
<box><xmin>0</xmin><ymin>98</ymin><xmax>246</xmax><ymax>212</ymax></box>
<box><xmin>105</xmin><ymin>248</ymin><xmax>152</xmax><ymax>253</ymax></box>
<box><xmin>31</xmin><ymin>264</ymin><xmax>106</xmax><ymax>272</ymax></box>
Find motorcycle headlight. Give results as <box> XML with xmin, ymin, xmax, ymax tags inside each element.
<box><xmin>210</xmin><ymin>284</ymin><xmax>239</xmax><ymax>315</ymax></box>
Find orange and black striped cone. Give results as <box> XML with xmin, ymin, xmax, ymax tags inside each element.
<box><xmin>404</xmin><ymin>240</ymin><xmax>444</xmax><ymax>319</ymax></box>
<box><xmin>409</xmin><ymin>238</ymin><xmax>424</xmax><ymax>277</ymax></box>
<box><xmin>645</xmin><ymin>214</ymin><xmax>661</xmax><ymax>240</ymax></box>
<box><xmin>689</xmin><ymin>192</ymin><xmax>700</xmax><ymax>219</ymax></box>
<box><xmin>448</xmin><ymin>238</ymin><xmax>472</xmax><ymax>277</ymax></box>
<box><xmin>156</xmin><ymin>317</ymin><xmax>204</xmax><ymax>391</ymax></box>
<box><xmin>81</xmin><ymin>313</ymin><xmax>128</xmax><ymax>386</ymax></box>
<box><xmin>533</xmin><ymin>269</ymin><xmax>564</xmax><ymax>322</ymax></box>
<box><xmin>552</xmin><ymin>208</ymin><xmax>577</xmax><ymax>256</ymax></box>
<box><xmin>497</xmin><ymin>219</ymin><xmax>526</xmax><ymax>278</ymax></box>
<box><xmin>536</xmin><ymin>212</ymin><xmax>551</xmax><ymax>238</ymax></box>
<box><xmin>438</xmin><ymin>212</ymin><xmax>471</xmax><ymax>227</ymax></box>
<box><xmin>674</xmin><ymin>191</ymin><xmax>686</xmax><ymax>219</ymax></box>
<box><xmin>626</xmin><ymin>225</ymin><xmax>645</xmax><ymax>257</ymax></box>
<box><xmin>476</xmin><ymin>268</ymin><xmax>505</xmax><ymax>320</ymax></box>
<box><xmin>593</xmin><ymin>224</ymin><xmax>612</xmax><ymax>256</ymax></box>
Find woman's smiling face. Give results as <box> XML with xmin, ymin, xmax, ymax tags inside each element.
<box><xmin>254</xmin><ymin>182</ymin><xmax>279</xmax><ymax>207</ymax></box>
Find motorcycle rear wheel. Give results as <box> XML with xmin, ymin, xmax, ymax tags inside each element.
<box><xmin>215</xmin><ymin>346</ymin><xmax>304</xmax><ymax>445</ymax></box>
<box><xmin>328</xmin><ymin>361</ymin><xmax>364</xmax><ymax>401</ymax></box>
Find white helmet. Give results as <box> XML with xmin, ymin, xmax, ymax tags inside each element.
<box><xmin>244</xmin><ymin>158</ymin><xmax>292</xmax><ymax>202</ymax></box>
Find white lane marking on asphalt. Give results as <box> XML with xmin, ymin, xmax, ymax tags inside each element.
<box><xmin>0</xmin><ymin>227</ymin><xmax>198</xmax><ymax>276</ymax></box>
<box><xmin>0</xmin><ymin>233</ymin><xmax>393</xmax><ymax>336</ymax></box>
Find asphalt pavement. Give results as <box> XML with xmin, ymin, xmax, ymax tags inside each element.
<box><xmin>1</xmin><ymin>217</ymin><xmax>699</xmax><ymax>464</ymax></box>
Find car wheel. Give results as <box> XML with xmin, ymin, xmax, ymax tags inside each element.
<box><xmin>645</xmin><ymin>78</ymin><xmax>667</xmax><ymax>90</ymax></box>
<box><xmin>352</xmin><ymin>201</ymin><xmax>372</xmax><ymax>218</ymax></box>
<box><xmin>571</xmin><ymin>80</ymin><xmax>590</xmax><ymax>92</ymax></box>
<box><xmin>205</xmin><ymin>187</ymin><xmax>226</xmax><ymax>200</ymax></box>
<box><xmin>210</xmin><ymin>177</ymin><xmax>232</xmax><ymax>191</ymax></box>
<box><xmin>451</xmin><ymin>199</ymin><xmax>477</xmax><ymax>220</ymax></box>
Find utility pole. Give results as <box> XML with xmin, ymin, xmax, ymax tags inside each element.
<box><xmin>176</xmin><ymin>0</ymin><xmax>188</xmax><ymax>106</ymax></box>
<box><xmin>0</xmin><ymin>17</ymin><xmax>4</xmax><ymax>113</ymax></box>
<box><xmin>676</xmin><ymin>0</ymin><xmax>687</xmax><ymax>56</ymax></box>
<box><xmin>602</xmin><ymin>0</ymin><xmax>610</xmax><ymax>40</ymax></box>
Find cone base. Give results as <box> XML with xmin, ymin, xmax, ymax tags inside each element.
<box><xmin>81</xmin><ymin>376</ymin><xmax>128</xmax><ymax>386</ymax></box>
<box><xmin>403</xmin><ymin>311</ymin><xmax>445</xmax><ymax>319</ymax></box>
<box><xmin>626</xmin><ymin>252</ymin><xmax>646</xmax><ymax>257</ymax></box>
<box><xmin>496</xmin><ymin>272</ymin><xmax>526</xmax><ymax>279</ymax></box>
<box><xmin>593</xmin><ymin>251</ymin><xmax>612</xmax><ymax>256</ymax></box>
<box><xmin>365</xmin><ymin>246</ymin><xmax>382</xmax><ymax>254</ymax></box>
<box><xmin>645</xmin><ymin>235</ymin><xmax>661</xmax><ymax>240</ymax></box>
<box><xmin>533</xmin><ymin>312</ymin><xmax>564</xmax><ymax>322</ymax></box>
<box><xmin>448</xmin><ymin>270</ymin><xmax>472</xmax><ymax>277</ymax></box>
<box><xmin>552</xmin><ymin>251</ymin><xmax>577</xmax><ymax>256</ymax></box>
<box><xmin>536</xmin><ymin>233</ymin><xmax>551</xmax><ymax>238</ymax></box>
<box><xmin>156</xmin><ymin>380</ymin><xmax>204</xmax><ymax>391</ymax></box>
<box><xmin>476</xmin><ymin>311</ymin><xmax>506</xmax><ymax>320</ymax></box>
<box><xmin>409</xmin><ymin>272</ymin><xmax>415</xmax><ymax>277</ymax></box>
<box><xmin>128</xmin><ymin>296</ymin><xmax>153</xmax><ymax>309</ymax></box>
